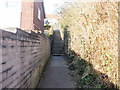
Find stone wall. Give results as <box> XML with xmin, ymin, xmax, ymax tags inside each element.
<box><xmin>0</xmin><ymin>28</ymin><xmax>51</xmax><ymax>88</ymax></box>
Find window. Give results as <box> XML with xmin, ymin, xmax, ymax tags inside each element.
<box><xmin>38</xmin><ymin>7</ymin><xmax>41</xmax><ymax>20</ymax></box>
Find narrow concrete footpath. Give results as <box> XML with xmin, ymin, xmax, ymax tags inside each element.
<box><xmin>38</xmin><ymin>55</ymin><xmax>75</xmax><ymax>88</ymax></box>
<box><xmin>37</xmin><ymin>30</ymin><xmax>74</xmax><ymax>88</ymax></box>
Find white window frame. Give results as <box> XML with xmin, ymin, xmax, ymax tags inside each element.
<box><xmin>38</xmin><ymin>7</ymin><xmax>41</xmax><ymax>20</ymax></box>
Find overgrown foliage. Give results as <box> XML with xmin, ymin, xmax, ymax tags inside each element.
<box><xmin>67</xmin><ymin>51</ymin><xmax>110</xmax><ymax>88</ymax></box>
<box><xmin>58</xmin><ymin>1</ymin><xmax>119</xmax><ymax>88</ymax></box>
<box><xmin>44</xmin><ymin>24</ymin><xmax>51</xmax><ymax>30</ymax></box>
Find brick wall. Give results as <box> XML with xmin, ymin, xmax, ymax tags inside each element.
<box><xmin>21</xmin><ymin>1</ymin><xmax>34</xmax><ymax>31</ymax></box>
<box><xmin>21</xmin><ymin>1</ymin><xmax>45</xmax><ymax>33</ymax></box>
<box><xmin>0</xmin><ymin>28</ymin><xmax>51</xmax><ymax>88</ymax></box>
<box><xmin>33</xmin><ymin>1</ymin><xmax>45</xmax><ymax>32</ymax></box>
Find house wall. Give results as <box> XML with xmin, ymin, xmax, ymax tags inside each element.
<box><xmin>21</xmin><ymin>0</ymin><xmax>45</xmax><ymax>33</ymax></box>
<box><xmin>0</xmin><ymin>28</ymin><xmax>51</xmax><ymax>88</ymax></box>
<box><xmin>21</xmin><ymin>1</ymin><xmax>34</xmax><ymax>30</ymax></box>
<box><xmin>0</xmin><ymin>0</ymin><xmax>45</xmax><ymax>33</ymax></box>
<box><xmin>33</xmin><ymin>1</ymin><xmax>45</xmax><ymax>33</ymax></box>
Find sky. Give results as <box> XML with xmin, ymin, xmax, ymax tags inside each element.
<box><xmin>44</xmin><ymin>0</ymin><xmax>64</xmax><ymax>14</ymax></box>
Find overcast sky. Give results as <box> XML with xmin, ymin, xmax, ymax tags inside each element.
<box><xmin>44</xmin><ymin>0</ymin><xmax>64</xmax><ymax>14</ymax></box>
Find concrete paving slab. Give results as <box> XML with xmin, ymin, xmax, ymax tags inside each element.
<box><xmin>38</xmin><ymin>56</ymin><xmax>75</xmax><ymax>88</ymax></box>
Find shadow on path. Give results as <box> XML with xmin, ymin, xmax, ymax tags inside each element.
<box><xmin>37</xmin><ymin>30</ymin><xmax>75</xmax><ymax>88</ymax></box>
<box><xmin>38</xmin><ymin>56</ymin><xmax>75</xmax><ymax>88</ymax></box>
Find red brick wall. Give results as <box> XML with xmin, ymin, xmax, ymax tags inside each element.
<box><xmin>33</xmin><ymin>1</ymin><xmax>45</xmax><ymax>33</ymax></box>
<box><xmin>21</xmin><ymin>1</ymin><xmax>45</xmax><ymax>33</ymax></box>
<box><xmin>21</xmin><ymin>1</ymin><xmax>34</xmax><ymax>30</ymax></box>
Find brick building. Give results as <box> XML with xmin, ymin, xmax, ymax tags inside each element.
<box><xmin>0</xmin><ymin>0</ymin><xmax>45</xmax><ymax>33</ymax></box>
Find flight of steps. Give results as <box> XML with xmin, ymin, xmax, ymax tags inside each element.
<box><xmin>52</xmin><ymin>30</ymin><xmax>64</xmax><ymax>55</ymax></box>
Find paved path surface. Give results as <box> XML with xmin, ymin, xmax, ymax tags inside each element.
<box><xmin>38</xmin><ymin>56</ymin><xmax>75</xmax><ymax>88</ymax></box>
<box><xmin>38</xmin><ymin>30</ymin><xmax>74</xmax><ymax>88</ymax></box>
